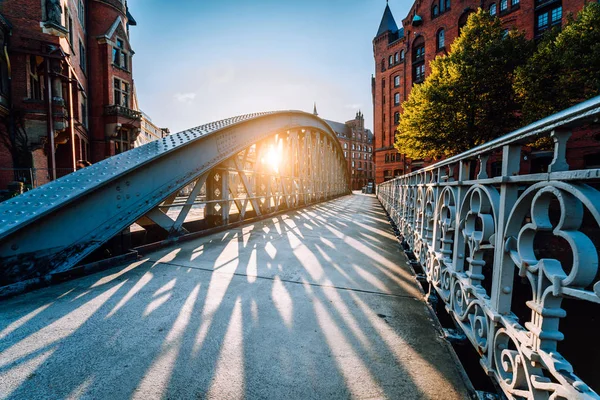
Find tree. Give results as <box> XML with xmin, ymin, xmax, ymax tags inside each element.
<box><xmin>395</xmin><ymin>9</ymin><xmax>531</xmax><ymax>159</ymax></box>
<box><xmin>514</xmin><ymin>3</ymin><xmax>600</xmax><ymax>124</ymax></box>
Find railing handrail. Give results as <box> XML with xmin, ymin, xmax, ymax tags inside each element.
<box><xmin>384</xmin><ymin>94</ymin><xmax>600</xmax><ymax>180</ymax></box>
<box><xmin>376</xmin><ymin>96</ymin><xmax>600</xmax><ymax>399</ymax></box>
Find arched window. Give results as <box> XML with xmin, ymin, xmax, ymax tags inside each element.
<box><xmin>489</xmin><ymin>3</ymin><xmax>497</xmax><ymax>16</ymax></box>
<box><xmin>458</xmin><ymin>10</ymin><xmax>474</xmax><ymax>34</ymax></box>
<box><xmin>440</xmin><ymin>0</ymin><xmax>445</xmax><ymax>13</ymax></box>
<box><xmin>432</xmin><ymin>4</ymin><xmax>439</xmax><ymax>17</ymax></box>
<box><xmin>394</xmin><ymin>52</ymin><xmax>399</xmax><ymax>63</ymax></box>
<box><xmin>437</xmin><ymin>28</ymin><xmax>445</xmax><ymax>49</ymax></box>
<box><xmin>400</xmin><ymin>50</ymin><xmax>405</xmax><ymax>60</ymax></box>
<box><xmin>389</xmin><ymin>55</ymin><xmax>394</xmax><ymax>66</ymax></box>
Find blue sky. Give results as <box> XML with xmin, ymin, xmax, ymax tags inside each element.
<box><xmin>127</xmin><ymin>0</ymin><xmax>412</xmax><ymax>133</ymax></box>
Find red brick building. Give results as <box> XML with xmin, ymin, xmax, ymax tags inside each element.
<box><xmin>372</xmin><ymin>0</ymin><xmax>587</xmax><ymax>183</ymax></box>
<box><xmin>319</xmin><ymin>106</ymin><xmax>375</xmax><ymax>190</ymax></box>
<box><xmin>0</xmin><ymin>0</ymin><xmax>143</xmax><ymax>190</ymax></box>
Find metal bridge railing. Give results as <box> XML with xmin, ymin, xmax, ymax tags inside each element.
<box><xmin>377</xmin><ymin>95</ymin><xmax>600</xmax><ymax>399</ymax></box>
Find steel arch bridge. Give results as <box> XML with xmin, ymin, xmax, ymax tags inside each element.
<box><xmin>0</xmin><ymin>111</ymin><xmax>350</xmax><ymax>288</ymax></box>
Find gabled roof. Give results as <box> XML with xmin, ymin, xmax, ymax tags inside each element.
<box><xmin>376</xmin><ymin>4</ymin><xmax>399</xmax><ymax>37</ymax></box>
<box><xmin>324</xmin><ymin>119</ymin><xmax>350</xmax><ymax>137</ymax></box>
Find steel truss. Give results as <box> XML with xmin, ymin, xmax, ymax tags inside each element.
<box><xmin>0</xmin><ymin>111</ymin><xmax>349</xmax><ymax>287</ymax></box>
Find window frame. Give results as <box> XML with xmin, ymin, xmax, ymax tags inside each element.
<box><xmin>394</xmin><ymin>92</ymin><xmax>400</xmax><ymax>106</ymax></box>
<box><xmin>490</xmin><ymin>3</ymin><xmax>497</xmax><ymax>16</ymax></box>
<box><xmin>500</xmin><ymin>0</ymin><xmax>508</xmax><ymax>12</ymax></box>
<box><xmin>113</xmin><ymin>77</ymin><xmax>130</xmax><ymax>108</ymax></box>
<box><xmin>437</xmin><ymin>28</ymin><xmax>445</xmax><ymax>50</ymax></box>
<box><xmin>79</xmin><ymin>39</ymin><xmax>86</xmax><ymax>73</ymax></box>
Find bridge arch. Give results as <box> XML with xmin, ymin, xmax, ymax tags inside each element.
<box><xmin>0</xmin><ymin>111</ymin><xmax>350</xmax><ymax>287</ymax></box>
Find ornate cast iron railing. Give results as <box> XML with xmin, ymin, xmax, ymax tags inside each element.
<box><xmin>378</xmin><ymin>95</ymin><xmax>600</xmax><ymax>400</ymax></box>
<box><xmin>104</xmin><ymin>104</ymin><xmax>143</xmax><ymax>120</ymax></box>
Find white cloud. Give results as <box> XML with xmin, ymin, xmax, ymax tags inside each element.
<box><xmin>174</xmin><ymin>92</ymin><xmax>197</xmax><ymax>103</ymax></box>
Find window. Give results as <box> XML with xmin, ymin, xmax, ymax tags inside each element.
<box><xmin>445</xmin><ymin>0</ymin><xmax>451</xmax><ymax>10</ymax></box>
<box><xmin>352</xmin><ymin>152</ymin><xmax>355</xmax><ymax>158</ymax></box>
<box><xmin>551</xmin><ymin>6</ymin><xmax>562</xmax><ymax>22</ymax></box>
<box><xmin>28</xmin><ymin>55</ymin><xmax>42</xmax><ymax>100</ymax></box>
<box><xmin>414</xmin><ymin>45</ymin><xmax>425</xmax><ymax>62</ymax></box>
<box><xmin>414</xmin><ymin>64</ymin><xmax>425</xmax><ymax>82</ymax></box>
<box><xmin>389</xmin><ymin>55</ymin><xmax>394</xmax><ymax>66</ymax></box>
<box><xmin>536</xmin><ymin>6</ymin><xmax>561</xmax><ymax>34</ymax></box>
<box><xmin>500</xmin><ymin>0</ymin><xmax>507</xmax><ymax>12</ymax></box>
<box><xmin>113</xmin><ymin>38</ymin><xmax>128</xmax><ymax>70</ymax></box>
<box><xmin>400</xmin><ymin>50</ymin><xmax>405</xmax><ymax>60</ymax></box>
<box><xmin>113</xmin><ymin>77</ymin><xmax>130</xmax><ymax>107</ymax></box>
<box><xmin>79</xmin><ymin>40</ymin><xmax>86</xmax><ymax>73</ymax></box>
<box><xmin>358</xmin><ymin>161</ymin><xmax>362</xmax><ymax>169</ymax></box>
<box><xmin>383</xmin><ymin>94</ymin><xmax>386</xmax><ymax>104</ymax></box>
<box><xmin>394</xmin><ymin>112</ymin><xmax>400</xmax><ymax>124</ymax></box>
<box><xmin>394</xmin><ymin>52</ymin><xmax>399</xmax><ymax>63</ymax></box>
<box><xmin>80</xmin><ymin>95</ymin><xmax>88</xmax><ymax>127</ymax></box>
<box><xmin>437</xmin><ymin>29</ymin><xmax>445</xmax><ymax>49</ymax></box>
<box><xmin>352</xmin><ymin>161</ymin><xmax>355</xmax><ymax>168</ymax></box>
<box><xmin>432</xmin><ymin>4</ymin><xmax>439</xmax><ymax>17</ymax></box>
<box><xmin>343</xmin><ymin>143</ymin><xmax>347</xmax><ymax>149</ymax></box>
<box><xmin>394</xmin><ymin>92</ymin><xmax>400</xmax><ymax>105</ymax></box>
<box><xmin>394</xmin><ymin>75</ymin><xmax>400</xmax><ymax>87</ymax></box>
<box><xmin>458</xmin><ymin>10</ymin><xmax>474</xmax><ymax>33</ymax></box>
<box><xmin>352</xmin><ymin>144</ymin><xmax>355</xmax><ymax>150</ymax></box>
<box><xmin>537</xmin><ymin>13</ymin><xmax>549</xmax><ymax>29</ymax></box>
<box><xmin>385</xmin><ymin>154</ymin><xmax>390</xmax><ymax>163</ymax></box>
<box><xmin>440</xmin><ymin>0</ymin><xmax>446</xmax><ymax>12</ymax></box>
<box><xmin>66</xmin><ymin>8</ymin><xmax>73</xmax><ymax>46</ymax></box>
<box><xmin>391</xmin><ymin>154</ymin><xmax>395</xmax><ymax>162</ymax></box>
<box><xmin>382</xmin><ymin>78</ymin><xmax>385</xmax><ymax>88</ymax></box>
<box><xmin>381</xmin><ymin>59</ymin><xmax>385</xmax><ymax>71</ymax></box>
<box><xmin>344</xmin><ymin>151</ymin><xmax>347</xmax><ymax>158</ymax></box>
<box><xmin>490</xmin><ymin>3</ymin><xmax>497</xmax><ymax>16</ymax></box>
<box><xmin>78</xmin><ymin>0</ymin><xmax>85</xmax><ymax>27</ymax></box>
<box><xmin>363</xmin><ymin>145</ymin><xmax>367</xmax><ymax>151</ymax></box>
<box><xmin>511</xmin><ymin>0</ymin><xmax>519</xmax><ymax>6</ymax></box>
<box><xmin>364</xmin><ymin>154</ymin><xmax>367</xmax><ymax>160</ymax></box>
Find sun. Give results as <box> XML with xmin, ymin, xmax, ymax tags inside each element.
<box><xmin>265</xmin><ymin>141</ymin><xmax>282</xmax><ymax>173</ymax></box>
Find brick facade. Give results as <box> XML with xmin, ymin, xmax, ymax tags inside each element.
<box><xmin>373</xmin><ymin>0</ymin><xmax>590</xmax><ymax>184</ymax></box>
<box><xmin>0</xmin><ymin>0</ymin><xmax>148</xmax><ymax>190</ymax></box>
<box><xmin>322</xmin><ymin>109</ymin><xmax>375</xmax><ymax>191</ymax></box>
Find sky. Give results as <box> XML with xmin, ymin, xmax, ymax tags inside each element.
<box><xmin>126</xmin><ymin>0</ymin><xmax>413</xmax><ymax>134</ymax></box>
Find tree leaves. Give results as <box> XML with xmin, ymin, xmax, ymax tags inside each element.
<box><xmin>514</xmin><ymin>3</ymin><xmax>600</xmax><ymax>124</ymax></box>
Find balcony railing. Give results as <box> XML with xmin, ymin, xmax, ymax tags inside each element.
<box><xmin>377</xmin><ymin>95</ymin><xmax>600</xmax><ymax>399</ymax></box>
<box><xmin>104</xmin><ymin>104</ymin><xmax>142</xmax><ymax>120</ymax></box>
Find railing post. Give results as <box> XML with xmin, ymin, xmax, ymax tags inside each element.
<box><xmin>491</xmin><ymin>144</ymin><xmax>521</xmax><ymax>314</ymax></box>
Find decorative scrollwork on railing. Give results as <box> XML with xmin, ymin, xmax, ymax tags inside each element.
<box><xmin>377</xmin><ymin>96</ymin><xmax>600</xmax><ymax>400</ymax></box>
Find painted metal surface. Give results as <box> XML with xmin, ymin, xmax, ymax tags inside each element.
<box><xmin>378</xmin><ymin>95</ymin><xmax>600</xmax><ymax>400</ymax></box>
<box><xmin>0</xmin><ymin>111</ymin><xmax>350</xmax><ymax>286</ymax></box>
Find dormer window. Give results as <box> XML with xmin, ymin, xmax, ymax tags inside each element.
<box><xmin>112</xmin><ymin>38</ymin><xmax>129</xmax><ymax>71</ymax></box>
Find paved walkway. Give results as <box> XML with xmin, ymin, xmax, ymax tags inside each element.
<box><xmin>0</xmin><ymin>194</ymin><xmax>474</xmax><ymax>400</ymax></box>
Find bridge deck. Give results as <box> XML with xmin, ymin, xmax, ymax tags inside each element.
<box><xmin>0</xmin><ymin>194</ymin><xmax>473</xmax><ymax>399</ymax></box>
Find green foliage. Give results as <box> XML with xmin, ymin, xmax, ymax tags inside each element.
<box><xmin>396</xmin><ymin>9</ymin><xmax>531</xmax><ymax>158</ymax></box>
<box><xmin>514</xmin><ymin>3</ymin><xmax>600</xmax><ymax>124</ymax></box>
